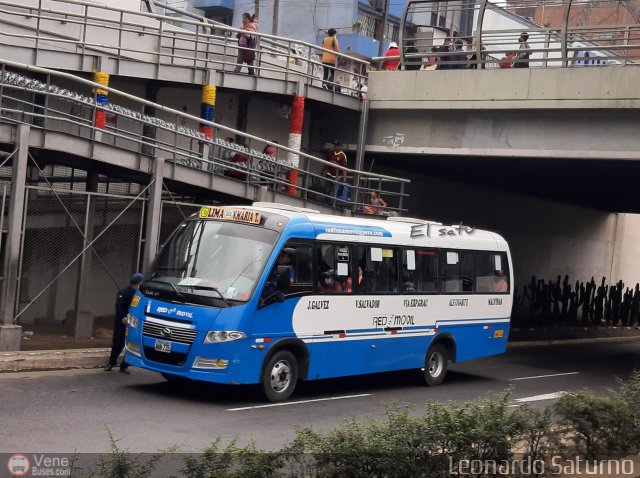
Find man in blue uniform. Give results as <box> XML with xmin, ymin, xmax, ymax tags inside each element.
<box><xmin>105</xmin><ymin>272</ymin><xmax>143</xmax><ymax>373</ymax></box>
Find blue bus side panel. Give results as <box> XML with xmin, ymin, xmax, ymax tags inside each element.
<box><xmin>439</xmin><ymin>324</ymin><xmax>510</xmax><ymax>362</ymax></box>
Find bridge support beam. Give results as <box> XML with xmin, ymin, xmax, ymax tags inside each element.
<box><xmin>142</xmin><ymin>158</ymin><xmax>164</xmax><ymax>274</ymax></box>
<box><xmin>353</xmin><ymin>98</ymin><xmax>369</xmax><ymax>211</ymax></box>
<box><xmin>0</xmin><ymin>125</ymin><xmax>29</xmax><ymax>351</ymax></box>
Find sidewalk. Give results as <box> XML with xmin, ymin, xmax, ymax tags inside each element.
<box><xmin>2</xmin><ymin>325</ymin><xmax>640</xmax><ymax>373</ymax></box>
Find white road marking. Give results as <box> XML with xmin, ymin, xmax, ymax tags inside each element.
<box><xmin>227</xmin><ymin>393</ymin><xmax>371</xmax><ymax>411</ymax></box>
<box><xmin>507</xmin><ymin>391</ymin><xmax>565</xmax><ymax>407</ymax></box>
<box><xmin>509</xmin><ymin>372</ymin><xmax>579</xmax><ymax>381</ymax></box>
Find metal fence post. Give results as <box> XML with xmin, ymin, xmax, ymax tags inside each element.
<box><xmin>0</xmin><ymin>125</ymin><xmax>29</xmax><ymax>351</ymax></box>
<box><xmin>142</xmin><ymin>157</ymin><xmax>164</xmax><ymax>273</ymax></box>
<box><xmin>74</xmin><ymin>194</ymin><xmax>95</xmax><ymax>339</ymax></box>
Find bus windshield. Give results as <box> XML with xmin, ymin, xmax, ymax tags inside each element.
<box><xmin>143</xmin><ymin>220</ymin><xmax>278</xmax><ymax>306</ymax></box>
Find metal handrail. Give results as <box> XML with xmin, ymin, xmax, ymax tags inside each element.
<box><xmin>0</xmin><ymin>59</ymin><xmax>409</xmax><ymax>213</ymax></box>
<box><xmin>395</xmin><ymin>0</ymin><xmax>640</xmax><ymax>70</ymax></box>
<box><xmin>0</xmin><ymin>0</ymin><xmax>370</xmax><ymax>96</ymax></box>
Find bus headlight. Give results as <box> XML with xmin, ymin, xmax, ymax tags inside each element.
<box><xmin>127</xmin><ymin>314</ymin><xmax>139</xmax><ymax>329</ymax></box>
<box><xmin>204</xmin><ymin>331</ymin><xmax>246</xmax><ymax>343</ymax></box>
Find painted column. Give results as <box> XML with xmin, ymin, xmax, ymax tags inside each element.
<box><xmin>93</xmin><ymin>71</ymin><xmax>109</xmax><ymax>129</ymax></box>
<box><xmin>285</xmin><ymin>95</ymin><xmax>304</xmax><ymax>196</ymax></box>
<box><xmin>200</xmin><ymin>84</ymin><xmax>216</xmax><ymax>140</ymax></box>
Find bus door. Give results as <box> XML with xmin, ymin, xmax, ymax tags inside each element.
<box><xmin>252</xmin><ymin>242</ymin><xmax>331</xmax><ymax>379</ymax></box>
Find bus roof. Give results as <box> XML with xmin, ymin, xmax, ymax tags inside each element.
<box><xmin>242</xmin><ymin>203</ymin><xmax>509</xmax><ymax>252</ymax></box>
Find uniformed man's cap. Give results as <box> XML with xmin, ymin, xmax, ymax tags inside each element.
<box><xmin>130</xmin><ymin>272</ymin><xmax>144</xmax><ymax>283</ymax></box>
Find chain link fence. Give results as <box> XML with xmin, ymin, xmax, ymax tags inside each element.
<box><xmin>16</xmin><ymin>186</ymin><xmax>145</xmax><ymax>349</ymax></box>
<box><xmin>1</xmin><ymin>154</ymin><xmax>217</xmax><ymax>350</ymax></box>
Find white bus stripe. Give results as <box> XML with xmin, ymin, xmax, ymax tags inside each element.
<box><xmin>227</xmin><ymin>393</ymin><xmax>371</xmax><ymax>411</ymax></box>
<box><xmin>509</xmin><ymin>372</ymin><xmax>579</xmax><ymax>381</ymax></box>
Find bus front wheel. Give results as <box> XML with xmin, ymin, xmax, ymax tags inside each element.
<box><xmin>423</xmin><ymin>343</ymin><xmax>448</xmax><ymax>386</ymax></box>
<box><xmin>261</xmin><ymin>350</ymin><xmax>298</xmax><ymax>402</ymax></box>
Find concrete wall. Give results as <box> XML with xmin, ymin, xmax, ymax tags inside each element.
<box><xmin>611</xmin><ymin>214</ymin><xmax>640</xmax><ymax>286</ymax></box>
<box><xmin>373</xmin><ymin>165</ymin><xmax>640</xmax><ymax>289</ymax></box>
<box><xmin>364</xmin><ymin>68</ymin><xmax>640</xmax><ymax>160</ymax></box>
<box><xmin>368</xmin><ymin>68</ymin><xmax>640</xmax><ymax>110</ymax></box>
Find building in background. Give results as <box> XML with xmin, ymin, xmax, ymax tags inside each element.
<box><xmin>170</xmin><ymin>0</ymin><xmax>407</xmax><ymax>58</ymax></box>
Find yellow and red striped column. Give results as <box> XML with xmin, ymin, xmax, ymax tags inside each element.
<box><xmin>200</xmin><ymin>84</ymin><xmax>216</xmax><ymax>140</ymax></box>
<box><xmin>285</xmin><ymin>95</ymin><xmax>304</xmax><ymax>196</ymax></box>
<box><xmin>93</xmin><ymin>71</ymin><xmax>109</xmax><ymax>129</ymax></box>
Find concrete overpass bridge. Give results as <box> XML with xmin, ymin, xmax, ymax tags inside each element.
<box><xmin>0</xmin><ymin>58</ymin><xmax>409</xmax><ymax>351</ymax></box>
<box><xmin>348</xmin><ymin>0</ymin><xmax>640</xmax><ymax>314</ymax></box>
<box><xmin>0</xmin><ymin>0</ymin><xmax>365</xmax><ymax>110</ymax></box>
<box><xmin>365</xmin><ymin>66</ymin><xmax>640</xmax><ymax>208</ymax></box>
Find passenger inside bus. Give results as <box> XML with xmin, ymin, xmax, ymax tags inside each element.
<box><xmin>402</xmin><ymin>271</ymin><xmax>416</xmax><ymax>293</ymax></box>
<box><xmin>318</xmin><ymin>269</ymin><xmax>342</xmax><ymax>293</ymax></box>
<box><xmin>343</xmin><ymin>266</ymin><xmax>363</xmax><ymax>293</ymax></box>
<box><xmin>493</xmin><ymin>269</ymin><xmax>508</xmax><ymax>292</ymax></box>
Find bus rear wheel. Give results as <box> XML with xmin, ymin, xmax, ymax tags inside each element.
<box><xmin>423</xmin><ymin>343</ymin><xmax>448</xmax><ymax>386</ymax></box>
<box><xmin>261</xmin><ymin>350</ymin><xmax>298</xmax><ymax>402</ymax></box>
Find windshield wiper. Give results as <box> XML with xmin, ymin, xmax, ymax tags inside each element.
<box><xmin>186</xmin><ymin>285</ymin><xmax>232</xmax><ymax>307</ymax></box>
<box><xmin>144</xmin><ymin>279</ymin><xmax>187</xmax><ymax>300</ymax></box>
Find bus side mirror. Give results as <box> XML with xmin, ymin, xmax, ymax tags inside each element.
<box><xmin>276</xmin><ymin>265</ymin><xmax>291</xmax><ymax>292</ymax></box>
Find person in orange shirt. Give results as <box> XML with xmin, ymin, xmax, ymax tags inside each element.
<box><xmin>381</xmin><ymin>42</ymin><xmax>400</xmax><ymax>70</ymax></box>
<box><xmin>321</xmin><ymin>29</ymin><xmax>340</xmax><ymax>91</ymax></box>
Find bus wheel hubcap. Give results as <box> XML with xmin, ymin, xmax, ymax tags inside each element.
<box><xmin>270</xmin><ymin>360</ymin><xmax>291</xmax><ymax>392</ymax></box>
<box><xmin>428</xmin><ymin>352</ymin><xmax>443</xmax><ymax>377</ymax></box>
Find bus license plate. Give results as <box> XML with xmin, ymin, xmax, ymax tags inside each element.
<box><xmin>154</xmin><ymin>340</ymin><xmax>172</xmax><ymax>353</ymax></box>
<box><xmin>493</xmin><ymin>330</ymin><xmax>504</xmax><ymax>339</ymax></box>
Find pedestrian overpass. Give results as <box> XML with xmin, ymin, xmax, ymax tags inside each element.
<box><xmin>0</xmin><ymin>0</ymin><xmax>414</xmax><ymax>352</ymax></box>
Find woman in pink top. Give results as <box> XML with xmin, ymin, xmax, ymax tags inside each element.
<box><xmin>234</xmin><ymin>13</ymin><xmax>259</xmax><ymax>76</ymax></box>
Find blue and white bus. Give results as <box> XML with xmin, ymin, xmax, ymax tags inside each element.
<box><xmin>124</xmin><ymin>202</ymin><xmax>513</xmax><ymax>402</ymax></box>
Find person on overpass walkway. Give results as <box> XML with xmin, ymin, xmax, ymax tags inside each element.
<box><xmin>234</xmin><ymin>13</ymin><xmax>259</xmax><ymax>76</ymax></box>
<box><xmin>321</xmin><ymin>28</ymin><xmax>340</xmax><ymax>91</ymax></box>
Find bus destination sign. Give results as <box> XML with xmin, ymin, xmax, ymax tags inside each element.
<box><xmin>199</xmin><ymin>207</ymin><xmax>261</xmax><ymax>224</ymax></box>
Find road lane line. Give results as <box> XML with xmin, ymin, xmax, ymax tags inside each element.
<box><xmin>509</xmin><ymin>372</ymin><xmax>579</xmax><ymax>381</ymax></box>
<box><xmin>227</xmin><ymin>393</ymin><xmax>372</xmax><ymax>411</ymax></box>
<box><xmin>507</xmin><ymin>391</ymin><xmax>566</xmax><ymax>407</ymax></box>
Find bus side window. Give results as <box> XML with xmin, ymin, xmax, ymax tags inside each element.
<box><xmin>401</xmin><ymin>249</ymin><xmax>417</xmax><ymax>293</ymax></box>
<box><xmin>316</xmin><ymin>243</ymin><xmax>351</xmax><ymax>293</ymax></box>
<box><xmin>460</xmin><ymin>252</ymin><xmax>474</xmax><ymax>292</ymax></box>
<box><xmin>368</xmin><ymin>247</ymin><xmax>397</xmax><ymax>293</ymax></box>
<box><xmin>475</xmin><ymin>251</ymin><xmax>509</xmax><ymax>293</ymax></box>
<box><xmin>416</xmin><ymin>249</ymin><xmax>438</xmax><ymax>293</ymax></box>
<box><xmin>291</xmin><ymin>244</ymin><xmax>313</xmax><ymax>284</ymax></box>
<box><xmin>441</xmin><ymin>250</ymin><xmax>474</xmax><ymax>293</ymax></box>
<box><xmin>354</xmin><ymin>246</ymin><xmax>370</xmax><ymax>293</ymax></box>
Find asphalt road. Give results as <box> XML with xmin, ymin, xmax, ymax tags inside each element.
<box><xmin>2</xmin><ymin>339</ymin><xmax>640</xmax><ymax>454</ymax></box>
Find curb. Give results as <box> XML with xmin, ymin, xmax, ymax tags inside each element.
<box><xmin>508</xmin><ymin>336</ymin><xmax>640</xmax><ymax>348</ymax></box>
<box><xmin>0</xmin><ymin>348</ymin><xmax>110</xmax><ymax>372</ymax></box>
<box><xmin>2</xmin><ymin>335</ymin><xmax>640</xmax><ymax>373</ymax></box>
